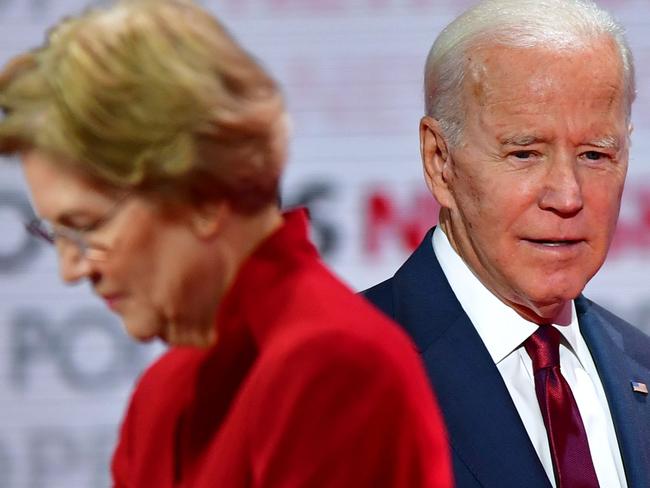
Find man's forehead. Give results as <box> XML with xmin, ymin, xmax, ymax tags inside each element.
<box><xmin>465</xmin><ymin>41</ymin><xmax>625</xmax><ymax>108</ymax></box>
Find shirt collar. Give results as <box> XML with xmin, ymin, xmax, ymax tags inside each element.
<box><xmin>432</xmin><ymin>226</ymin><xmax>581</xmax><ymax>364</ymax></box>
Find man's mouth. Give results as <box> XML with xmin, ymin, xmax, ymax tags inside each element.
<box><xmin>529</xmin><ymin>240</ymin><xmax>579</xmax><ymax>246</ymax></box>
<box><xmin>524</xmin><ymin>238</ymin><xmax>584</xmax><ymax>248</ymax></box>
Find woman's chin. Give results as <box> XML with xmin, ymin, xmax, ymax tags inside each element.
<box><xmin>121</xmin><ymin>315</ymin><xmax>165</xmax><ymax>343</ymax></box>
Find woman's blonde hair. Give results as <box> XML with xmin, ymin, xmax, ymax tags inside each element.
<box><xmin>0</xmin><ymin>0</ymin><xmax>287</xmax><ymax>212</ymax></box>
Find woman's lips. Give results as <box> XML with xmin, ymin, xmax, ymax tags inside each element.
<box><xmin>101</xmin><ymin>294</ymin><xmax>123</xmax><ymax>310</ymax></box>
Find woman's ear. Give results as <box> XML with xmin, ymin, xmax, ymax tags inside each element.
<box><xmin>189</xmin><ymin>200</ymin><xmax>229</xmax><ymax>239</ymax></box>
<box><xmin>419</xmin><ymin>116</ymin><xmax>455</xmax><ymax>209</ymax></box>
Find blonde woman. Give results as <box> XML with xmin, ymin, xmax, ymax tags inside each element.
<box><xmin>0</xmin><ymin>1</ymin><xmax>452</xmax><ymax>486</ymax></box>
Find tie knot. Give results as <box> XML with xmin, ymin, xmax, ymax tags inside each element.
<box><xmin>524</xmin><ymin>326</ymin><xmax>562</xmax><ymax>371</ymax></box>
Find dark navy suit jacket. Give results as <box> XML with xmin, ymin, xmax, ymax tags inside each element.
<box><xmin>363</xmin><ymin>228</ymin><xmax>650</xmax><ymax>488</ymax></box>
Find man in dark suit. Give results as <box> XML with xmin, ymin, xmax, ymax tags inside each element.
<box><xmin>364</xmin><ymin>0</ymin><xmax>650</xmax><ymax>487</ymax></box>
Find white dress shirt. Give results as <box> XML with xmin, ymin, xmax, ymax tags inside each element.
<box><xmin>432</xmin><ymin>227</ymin><xmax>627</xmax><ymax>488</ymax></box>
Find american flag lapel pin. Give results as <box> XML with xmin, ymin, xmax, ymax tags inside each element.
<box><xmin>631</xmin><ymin>381</ymin><xmax>648</xmax><ymax>395</ymax></box>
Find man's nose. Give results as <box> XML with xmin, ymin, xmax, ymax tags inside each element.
<box><xmin>55</xmin><ymin>240</ymin><xmax>93</xmax><ymax>283</ymax></box>
<box><xmin>538</xmin><ymin>153</ymin><xmax>584</xmax><ymax>216</ymax></box>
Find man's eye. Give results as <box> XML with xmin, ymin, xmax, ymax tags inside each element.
<box><xmin>512</xmin><ymin>150</ymin><xmax>534</xmax><ymax>159</ymax></box>
<box><xmin>584</xmin><ymin>151</ymin><xmax>606</xmax><ymax>161</ymax></box>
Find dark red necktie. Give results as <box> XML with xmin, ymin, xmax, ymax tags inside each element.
<box><xmin>524</xmin><ymin>326</ymin><xmax>600</xmax><ymax>488</ymax></box>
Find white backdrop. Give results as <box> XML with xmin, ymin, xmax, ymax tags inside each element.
<box><xmin>0</xmin><ymin>0</ymin><xmax>649</xmax><ymax>486</ymax></box>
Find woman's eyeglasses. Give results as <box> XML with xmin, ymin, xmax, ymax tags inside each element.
<box><xmin>24</xmin><ymin>194</ymin><xmax>131</xmax><ymax>261</ymax></box>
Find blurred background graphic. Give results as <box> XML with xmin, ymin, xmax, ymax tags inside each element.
<box><xmin>0</xmin><ymin>0</ymin><xmax>649</xmax><ymax>486</ymax></box>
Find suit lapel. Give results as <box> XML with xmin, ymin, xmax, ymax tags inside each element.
<box><xmin>577</xmin><ymin>297</ymin><xmax>650</xmax><ymax>488</ymax></box>
<box><xmin>391</xmin><ymin>230</ymin><xmax>550</xmax><ymax>487</ymax></box>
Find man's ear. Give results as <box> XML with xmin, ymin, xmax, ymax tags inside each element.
<box><xmin>189</xmin><ymin>200</ymin><xmax>229</xmax><ymax>239</ymax></box>
<box><xmin>419</xmin><ymin>116</ymin><xmax>454</xmax><ymax>208</ymax></box>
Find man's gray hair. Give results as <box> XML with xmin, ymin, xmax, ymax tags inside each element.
<box><xmin>425</xmin><ymin>0</ymin><xmax>636</xmax><ymax>147</ymax></box>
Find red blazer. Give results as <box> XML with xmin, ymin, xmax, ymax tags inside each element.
<box><xmin>112</xmin><ymin>210</ymin><xmax>452</xmax><ymax>487</ymax></box>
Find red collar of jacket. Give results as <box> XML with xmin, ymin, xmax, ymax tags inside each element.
<box><xmin>214</xmin><ymin>207</ymin><xmax>320</xmax><ymax>346</ymax></box>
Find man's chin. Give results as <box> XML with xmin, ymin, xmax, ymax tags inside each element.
<box><xmin>513</xmin><ymin>295</ymin><xmax>576</xmax><ymax>325</ymax></box>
